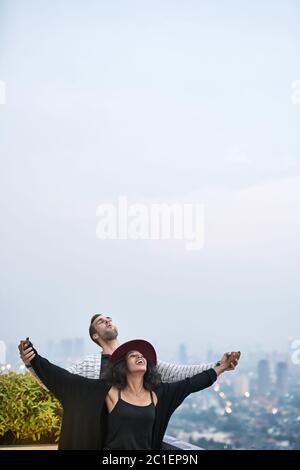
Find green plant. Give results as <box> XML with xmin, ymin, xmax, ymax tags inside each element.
<box><xmin>0</xmin><ymin>371</ymin><xmax>62</xmax><ymax>444</ymax></box>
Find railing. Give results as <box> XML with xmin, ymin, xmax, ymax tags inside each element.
<box><xmin>0</xmin><ymin>437</ymin><xmax>203</xmax><ymax>451</ymax></box>
<box><xmin>162</xmin><ymin>435</ymin><xmax>203</xmax><ymax>450</ymax></box>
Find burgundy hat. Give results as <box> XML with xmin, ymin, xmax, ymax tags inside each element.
<box><xmin>108</xmin><ymin>339</ymin><xmax>157</xmax><ymax>366</ymax></box>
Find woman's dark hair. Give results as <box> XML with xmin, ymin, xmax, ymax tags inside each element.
<box><xmin>102</xmin><ymin>359</ymin><xmax>161</xmax><ymax>390</ymax></box>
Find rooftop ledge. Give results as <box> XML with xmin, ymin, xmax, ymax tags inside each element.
<box><xmin>163</xmin><ymin>435</ymin><xmax>203</xmax><ymax>450</ymax></box>
<box><xmin>0</xmin><ymin>436</ymin><xmax>203</xmax><ymax>451</ymax></box>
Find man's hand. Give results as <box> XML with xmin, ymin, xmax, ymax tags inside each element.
<box><xmin>214</xmin><ymin>351</ymin><xmax>241</xmax><ymax>376</ymax></box>
<box><xmin>18</xmin><ymin>338</ymin><xmax>36</xmax><ymax>366</ymax></box>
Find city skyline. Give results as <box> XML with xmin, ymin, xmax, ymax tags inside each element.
<box><xmin>1</xmin><ymin>336</ymin><xmax>298</xmax><ymax>371</ymax></box>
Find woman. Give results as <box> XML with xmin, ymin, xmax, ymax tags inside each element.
<box><xmin>21</xmin><ymin>339</ymin><xmax>239</xmax><ymax>450</ymax></box>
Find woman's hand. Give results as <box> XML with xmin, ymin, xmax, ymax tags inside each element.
<box><xmin>214</xmin><ymin>351</ymin><xmax>241</xmax><ymax>376</ymax></box>
<box><xmin>219</xmin><ymin>351</ymin><xmax>241</xmax><ymax>370</ymax></box>
<box><xmin>18</xmin><ymin>338</ymin><xmax>36</xmax><ymax>366</ymax></box>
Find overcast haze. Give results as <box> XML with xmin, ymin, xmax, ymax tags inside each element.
<box><xmin>0</xmin><ymin>0</ymin><xmax>300</xmax><ymax>360</ymax></box>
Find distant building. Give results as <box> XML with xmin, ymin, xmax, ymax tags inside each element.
<box><xmin>6</xmin><ymin>342</ymin><xmax>20</xmax><ymax>369</ymax></box>
<box><xmin>178</xmin><ymin>344</ymin><xmax>188</xmax><ymax>364</ymax></box>
<box><xmin>45</xmin><ymin>339</ymin><xmax>56</xmax><ymax>360</ymax></box>
<box><xmin>276</xmin><ymin>362</ymin><xmax>288</xmax><ymax>396</ymax></box>
<box><xmin>0</xmin><ymin>340</ymin><xmax>6</xmax><ymax>364</ymax></box>
<box><xmin>55</xmin><ymin>337</ymin><xmax>86</xmax><ymax>365</ymax></box>
<box><xmin>59</xmin><ymin>338</ymin><xmax>74</xmax><ymax>359</ymax></box>
<box><xmin>257</xmin><ymin>359</ymin><xmax>271</xmax><ymax>395</ymax></box>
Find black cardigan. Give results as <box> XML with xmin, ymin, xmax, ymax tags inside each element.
<box><xmin>30</xmin><ymin>353</ymin><xmax>217</xmax><ymax>450</ymax></box>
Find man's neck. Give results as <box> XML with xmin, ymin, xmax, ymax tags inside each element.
<box><xmin>100</xmin><ymin>339</ymin><xmax>120</xmax><ymax>355</ymax></box>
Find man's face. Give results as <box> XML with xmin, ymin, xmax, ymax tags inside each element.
<box><xmin>126</xmin><ymin>350</ymin><xmax>147</xmax><ymax>373</ymax></box>
<box><xmin>92</xmin><ymin>315</ymin><xmax>118</xmax><ymax>344</ymax></box>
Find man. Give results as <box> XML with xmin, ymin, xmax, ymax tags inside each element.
<box><xmin>19</xmin><ymin>313</ymin><xmax>240</xmax><ymax>385</ymax></box>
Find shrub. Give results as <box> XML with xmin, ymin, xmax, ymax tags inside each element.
<box><xmin>0</xmin><ymin>372</ymin><xmax>62</xmax><ymax>444</ymax></box>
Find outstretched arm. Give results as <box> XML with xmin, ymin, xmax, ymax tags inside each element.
<box><xmin>19</xmin><ymin>339</ymin><xmax>88</xmax><ymax>403</ymax></box>
<box><xmin>19</xmin><ymin>341</ymin><xmax>102</xmax><ymax>390</ymax></box>
<box><xmin>157</xmin><ymin>360</ymin><xmax>216</xmax><ymax>383</ymax></box>
<box><xmin>157</xmin><ymin>352</ymin><xmax>240</xmax><ymax>383</ymax></box>
<box><xmin>161</xmin><ymin>352</ymin><xmax>240</xmax><ymax>416</ymax></box>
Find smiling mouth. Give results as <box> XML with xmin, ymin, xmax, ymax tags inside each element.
<box><xmin>136</xmin><ymin>359</ymin><xmax>145</xmax><ymax>365</ymax></box>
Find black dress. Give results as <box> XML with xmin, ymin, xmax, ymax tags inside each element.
<box><xmin>105</xmin><ymin>389</ymin><xmax>155</xmax><ymax>450</ymax></box>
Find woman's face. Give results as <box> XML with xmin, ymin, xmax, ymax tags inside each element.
<box><xmin>126</xmin><ymin>350</ymin><xmax>147</xmax><ymax>373</ymax></box>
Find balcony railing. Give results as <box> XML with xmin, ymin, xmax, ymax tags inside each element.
<box><xmin>162</xmin><ymin>435</ymin><xmax>203</xmax><ymax>450</ymax></box>
<box><xmin>0</xmin><ymin>437</ymin><xmax>203</xmax><ymax>450</ymax></box>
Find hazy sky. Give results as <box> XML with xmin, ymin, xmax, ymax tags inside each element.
<box><xmin>0</xmin><ymin>0</ymin><xmax>299</xmax><ymax>360</ymax></box>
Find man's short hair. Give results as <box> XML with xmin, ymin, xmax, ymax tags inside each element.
<box><xmin>89</xmin><ymin>314</ymin><xmax>102</xmax><ymax>344</ymax></box>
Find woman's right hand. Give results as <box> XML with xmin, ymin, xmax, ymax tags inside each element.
<box><xmin>18</xmin><ymin>338</ymin><xmax>36</xmax><ymax>366</ymax></box>
<box><xmin>213</xmin><ymin>351</ymin><xmax>240</xmax><ymax>376</ymax></box>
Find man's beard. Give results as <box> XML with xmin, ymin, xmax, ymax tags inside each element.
<box><xmin>103</xmin><ymin>327</ymin><xmax>118</xmax><ymax>341</ymax></box>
